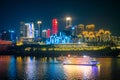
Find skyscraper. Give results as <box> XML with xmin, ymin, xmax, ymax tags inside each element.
<box><xmin>52</xmin><ymin>18</ymin><xmax>58</xmax><ymax>34</ymax></box>
<box><xmin>47</xmin><ymin>29</ymin><xmax>51</xmax><ymax>38</ymax></box>
<box><xmin>66</xmin><ymin>17</ymin><xmax>72</xmax><ymax>29</ymax></box>
<box><xmin>37</xmin><ymin>21</ymin><xmax>42</xmax><ymax>37</ymax></box>
<box><xmin>20</xmin><ymin>22</ymin><xmax>34</xmax><ymax>41</ymax></box>
<box><xmin>25</xmin><ymin>23</ymin><xmax>34</xmax><ymax>38</ymax></box>
<box><xmin>20</xmin><ymin>22</ymin><xmax>25</xmax><ymax>38</ymax></box>
<box><xmin>42</xmin><ymin>30</ymin><xmax>47</xmax><ymax>38</ymax></box>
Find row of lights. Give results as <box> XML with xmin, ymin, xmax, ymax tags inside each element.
<box><xmin>24</xmin><ymin>46</ymin><xmax>106</xmax><ymax>52</ymax></box>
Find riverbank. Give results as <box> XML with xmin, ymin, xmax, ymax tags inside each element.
<box><xmin>0</xmin><ymin>44</ymin><xmax>119</xmax><ymax>57</ymax></box>
<box><xmin>0</xmin><ymin>49</ymin><xmax>119</xmax><ymax>58</ymax></box>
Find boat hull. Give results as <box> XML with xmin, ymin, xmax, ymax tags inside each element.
<box><xmin>63</xmin><ymin>63</ymin><xmax>99</xmax><ymax>66</ymax></box>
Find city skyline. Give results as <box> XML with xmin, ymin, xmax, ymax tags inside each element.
<box><xmin>0</xmin><ymin>0</ymin><xmax>119</xmax><ymax>35</ymax></box>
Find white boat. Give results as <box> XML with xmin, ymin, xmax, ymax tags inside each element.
<box><xmin>61</xmin><ymin>55</ymin><xmax>100</xmax><ymax>66</ymax></box>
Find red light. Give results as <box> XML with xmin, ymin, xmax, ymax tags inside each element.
<box><xmin>52</xmin><ymin>18</ymin><xmax>58</xmax><ymax>34</ymax></box>
<box><xmin>67</xmin><ymin>54</ymin><xmax>71</xmax><ymax>57</ymax></box>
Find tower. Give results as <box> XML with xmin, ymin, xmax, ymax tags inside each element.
<box><xmin>52</xmin><ymin>18</ymin><xmax>58</xmax><ymax>34</ymax></box>
<box><xmin>37</xmin><ymin>21</ymin><xmax>42</xmax><ymax>37</ymax></box>
<box><xmin>66</xmin><ymin>17</ymin><xmax>72</xmax><ymax>29</ymax></box>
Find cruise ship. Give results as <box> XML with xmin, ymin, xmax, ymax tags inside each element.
<box><xmin>62</xmin><ymin>55</ymin><xmax>100</xmax><ymax>66</ymax></box>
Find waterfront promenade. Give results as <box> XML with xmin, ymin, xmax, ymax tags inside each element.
<box><xmin>4</xmin><ymin>43</ymin><xmax>119</xmax><ymax>57</ymax></box>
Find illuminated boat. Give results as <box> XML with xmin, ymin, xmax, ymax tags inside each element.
<box><xmin>62</xmin><ymin>55</ymin><xmax>100</xmax><ymax>66</ymax></box>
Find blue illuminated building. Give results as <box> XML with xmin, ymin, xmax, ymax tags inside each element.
<box><xmin>46</xmin><ymin>32</ymin><xmax>71</xmax><ymax>44</ymax></box>
<box><xmin>0</xmin><ymin>30</ymin><xmax>16</xmax><ymax>42</ymax></box>
<box><xmin>1</xmin><ymin>30</ymin><xmax>10</xmax><ymax>41</ymax></box>
<box><xmin>9</xmin><ymin>30</ymin><xmax>16</xmax><ymax>42</ymax></box>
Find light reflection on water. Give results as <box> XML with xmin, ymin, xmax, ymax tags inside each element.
<box><xmin>63</xmin><ymin>65</ymin><xmax>99</xmax><ymax>80</ymax></box>
<box><xmin>8</xmin><ymin>56</ymin><xmax>17</xmax><ymax>79</ymax></box>
<box><xmin>0</xmin><ymin>56</ymin><xmax>120</xmax><ymax>80</ymax></box>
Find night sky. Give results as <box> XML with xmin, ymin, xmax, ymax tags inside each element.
<box><xmin>0</xmin><ymin>0</ymin><xmax>119</xmax><ymax>36</ymax></box>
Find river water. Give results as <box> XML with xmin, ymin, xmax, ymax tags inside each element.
<box><xmin>0</xmin><ymin>55</ymin><xmax>120</xmax><ymax>80</ymax></box>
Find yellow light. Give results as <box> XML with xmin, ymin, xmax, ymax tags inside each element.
<box><xmin>16</xmin><ymin>41</ymin><xmax>23</xmax><ymax>46</ymax></box>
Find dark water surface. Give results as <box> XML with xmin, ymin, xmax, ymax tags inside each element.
<box><xmin>0</xmin><ymin>55</ymin><xmax>120</xmax><ymax>80</ymax></box>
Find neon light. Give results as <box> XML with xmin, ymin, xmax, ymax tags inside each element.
<box><xmin>52</xmin><ymin>18</ymin><xmax>58</xmax><ymax>34</ymax></box>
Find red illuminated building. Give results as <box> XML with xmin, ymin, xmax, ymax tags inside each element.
<box><xmin>47</xmin><ymin>29</ymin><xmax>51</xmax><ymax>38</ymax></box>
<box><xmin>52</xmin><ymin>18</ymin><xmax>58</xmax><ymax>34</ymax></box>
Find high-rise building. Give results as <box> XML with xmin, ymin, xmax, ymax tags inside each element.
<box><xmin>34</xmin><ymin>28</ymin><xmax>38</xmax><ymax>38</ymax></box>
<box><xmin>76</xmin><ymin>24</ymin><xmax>84</xmax><ymax>35</ymax></box>
<box><xmin>66</xmin><ymin>17</ymin><xmax>72</xmax><ymax>29</ymax></box>
<box><xmin>71</xmin><ymin>25</ymin><xmax>77</xmax><ymax>36</ymax></box>
<box><xmin>25</xmin><ymin>23</ymin><xmax>34</xmax><ymax>38</ymax></box>
<box><xmin>20</xmin><ymin>22</ymin><xmax>34</xmax><ymax>41</ymax></box>
<box><xmin>20</xmin><ymin>22</ymin><xmax>25</xmax><ymax>38</ymax></box>
<box><xmin>65</xmin><ymin>17</ymin><xmax>72</xmax><ymax>35</ymax></box>
<box><xmin>86</xmin><ymin>24</ymin><xmax>95</xmax><ymax>31</ymax></box>
<box><xmin>37</xmin><ymin>21</ymin><xmax>42</xmax><ymax>37</ymax></box>
<box><xmin>1</xmin><ymin>30</ymin><xmax>10</xmax><ymax>41</ymax></box>
<box><xmin>42</xmin><ymin>30</ymin><xmax>47</xmax><ymax>38</ymax></box>
<box><xmin>47</xmin><ymin>29</ymin><xmax>51</xmax><ymax>38</ymax></box>
<box><xmin>9</xmin><ymin>30</ymin><xmax>16</xmax><ymax>42</ymax></box>
<box><xmin>52</xmin><ymin>18</ymin><xmax>58</xmax><ymax>34</ymax></box>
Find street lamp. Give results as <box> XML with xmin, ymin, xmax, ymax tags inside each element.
<box><xmin>37</xmin><ymin>21</ymin><xmax>42</xmax><ymax>37</ymax></box>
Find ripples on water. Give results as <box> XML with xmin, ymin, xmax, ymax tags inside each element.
<box><xmin>0</xmin><ymin>56</ymin><xmax>120</xmax><ymax>80</ymax></box>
